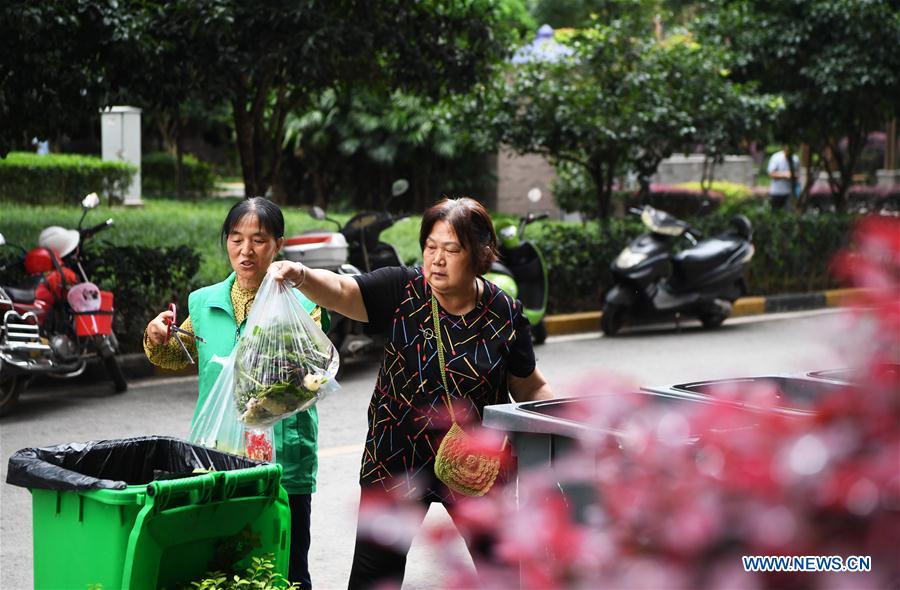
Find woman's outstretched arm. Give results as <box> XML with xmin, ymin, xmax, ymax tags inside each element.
<box><xmin>268</xmin><ymin>260</ymin><xmax>369</xmax><ymax>323</ymax></box>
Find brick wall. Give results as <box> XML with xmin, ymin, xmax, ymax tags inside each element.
<box><xmin>495</xmin><ymin>146</ymin><xmax>561</xmax><ymax>217</ymax></box>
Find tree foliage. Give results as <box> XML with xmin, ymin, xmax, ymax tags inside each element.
<box><xmin>282</xmin><ymin>88</ymin><xmax>492</xmax><ymax>211</ymax></box>
<box><xmin>151</xmin><ymin>0</ymin><xmax>515</xmax><ymax>198</ymax></box>
<box><xmin>1</xmin><ymin>0</ymin><xmax>516</xmax><ymax>200</ymax></box>
<box><xmin>696</xmin><ymin>0</ymin><xmax>900</xmax><ymax>211</ymax></box>
<box><xmin>0</xmin><ymin>1</ymin><xmax>138</xmax><ymax>157</ymax></box>
<box><xmin>485</xmin><ymin>1</ymin><xmax>775</xmax><ymax>218</ymax></box>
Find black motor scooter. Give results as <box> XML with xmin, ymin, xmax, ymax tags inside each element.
<box><xmin>601</xmin><ymin>206</ymin><xmax>754</xmax><ymax>335</ymax></box>
<box><xmin>342</xmin><ymin>179</ymin><xmax>410</xmax><ymax>272</ymax></box>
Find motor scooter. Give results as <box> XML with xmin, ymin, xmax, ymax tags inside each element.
<box><xmin>282</xmin><ymin>179</ymin><xmax>410</xmax><ymax>365</ymax></box>
<box><xmin>340</xmin><ymin>178</ymin><xmax>410</xmax><ymax>272</ymax></box>
<box><xmin>484</xmin><ymin>189</ymin><xmax>550</xmax><ymax>343</ymax></box>
<box><xmin>601</xmin><ymin>205</ymin><xmax>754</xmax><ymax>336</ymax></box>
<box><xmin>0</xmin><ymin>193</ymin><xmax>126</xmax><ymax>416</ymax></box>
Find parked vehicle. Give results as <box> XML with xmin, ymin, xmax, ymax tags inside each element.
<box><xmin>0</xmin><ymin>193</ymin><xmax>126</xmax><ymax>416</ymax></box>
<box><xmin>484</xmin><ymin>188</ymin><xmax>550</xmax><ymax>344</ymax></box>
<box><xmin>601</xmin><ymin>205</ymin><xmax>754</xmax><ymax>336</ymax></box>
<box><xmin>341</xmin><ymin>178</ymin><xmax>410</xmax><ymax>272</ymax></box>
<box><xmin>282</xmin><ymin>179</ymin><xmax>410</xmax><ymax>366</ymax></box>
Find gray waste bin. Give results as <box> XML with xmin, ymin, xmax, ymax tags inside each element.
<box><xmin>483</xmin><ymin>390</ymin><xmax>756</xmax><ymax>522</ymax></box>
<box><xmin>641</xmin><ymin>375</ymin><xmax>844</xmax><ymax>416</ymax></box>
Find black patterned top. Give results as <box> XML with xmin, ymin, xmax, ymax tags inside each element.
<box><xmin>353</xmin><ymin>266</ymin><xmax>536</xmax><ymax>498</ymax></box>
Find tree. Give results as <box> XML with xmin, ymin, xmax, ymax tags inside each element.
<box><xmin>282</xmin><ymin>88</ymin><xmax>491</xmax><ymax>211</ymax></box>
<box><xmin>112</xmin><ymin>1</ymin><xmax>225</xmax><ymax>198</ymax></box>
<box><xmin>697</xmin><ymin>0</ymin><xmax>900</xmax><ymax>212</ymax></box>
<box><xmin>529</xmin><ymin>0</ymin><xmax>672</xmax><ymax>29</ymax></box>
<box><xmin>485</xmin><ymin>3</ymin><xmax>773</xmax><ymax>218</ymax></box>
<box><xmin>633</xmin><ymin>34</ymin><xmax>778</xmax><ymax>193</ymax></box>
<box><xmin>0</xmin><ymin>1</ymin><xmax>136</xmax><ymax>157</ymax></box>
<box><xmin>175</xmin><ymin>0</ymin><xmax>512</xmax><ymax>199</ymax></box>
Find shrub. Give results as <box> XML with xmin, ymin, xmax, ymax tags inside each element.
<box><xmin>81</xmin><ymin>243</ymin><xmax>202</xmax><ymax>354</ymax></box>
<box><xmin>186</xmin><ymin>554</ymin><xmax>300</xmax><ymax>590</ymax></box>
<box><xmin>694</xmin><ymin>209</ymin><xmax>853</xmax><ymax>295</ymax></box>
<box><xmin>1</xmin><ymin>199</ymin><xmax>258</xmax><ymax>288</ymax></box>
<box><xmin>805</xmin><ymin>184</ymin><xmax>900</xmax><ymax>214</ymax></box>
<box><xmin>535</xmin><ymin>219</ymin><xmax>640</xmax><ymax>313</ymax></box>
<box><xmin>142</xmin><ymin>151</ymin><xmax>216</xmax><ymax>199</ymax></box>
<box><xmin>0</xmin><ymin>152</ymin><xmax>135</xmax><ymax>205</ymax></box>
<box><xmin>676</xmin><ymin>180</ymin><xmax>757</xmax><ymax>211</ymax></box>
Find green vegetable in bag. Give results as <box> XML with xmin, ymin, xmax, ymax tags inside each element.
<box><xmin>233</xmin><ymin>274</ymin><xmax>339</xmax><ymax>427</ymax></box>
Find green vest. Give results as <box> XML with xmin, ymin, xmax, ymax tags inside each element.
<box><xmin>188</xmin><ymin>272</ymin><xmax>326</xmax><ymax>495</ymax></box>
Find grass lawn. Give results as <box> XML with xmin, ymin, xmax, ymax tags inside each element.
<box><xmin>1</xmin><ymin>197</ymin><xmax>425</xmax><ymax>286</ymax></box>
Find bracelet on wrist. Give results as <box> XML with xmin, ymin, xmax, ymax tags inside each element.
<box><xmin>291</xmin><ymin>265</ymin><xmax>307</xmax><ymax>289</ymax></box>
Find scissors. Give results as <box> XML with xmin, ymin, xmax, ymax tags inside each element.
<box><xmin>165</xmin><ymin>303</ymin><xmax>206</xmax><ymax>364</ymax></box>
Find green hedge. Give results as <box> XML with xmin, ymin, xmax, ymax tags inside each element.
<box><xmin>142</xmin><ymin>151</ymin><xmax>216</xmax><ymax>198</ymax></box>
<box><xmin>85</xmin><ymin>243</ymin><xmax>201</xmax><ymax>354</ymax></box>
<box><xmin>0</xmin><ymin>152</ymin><xmax>135</xmax><ymax>205</ymax></box>
<box><xmin>535</xmin><ymin>206</ymin><xmax>856</xmax><ymax>313</ymax></box>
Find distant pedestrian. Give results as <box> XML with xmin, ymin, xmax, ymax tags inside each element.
<box><xmin>767</xmin><ymin>145</ymin><xmax>800</xmax><ymax>210</ymax></box>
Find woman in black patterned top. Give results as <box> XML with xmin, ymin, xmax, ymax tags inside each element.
<box><xmin>270</xmin><ymin>197</ymin><xmax>554</xmax><ymax>589</ymax></box>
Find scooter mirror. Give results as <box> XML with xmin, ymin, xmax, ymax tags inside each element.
<box><xmin>310</xmin><ymin>206</ymin><xmax>327</xmax><ymax>220</ymax></box>
<box><xmin>0</xmin><ymin>233</ymin><xmax>5</xmax><ymax>246</ymax></box>
<box><xmin>391</xmin><ymin>179</ymin><xmax>409</xmax><ymax>198</ymax></box>
<box><xmin>82</xmin><ymin>192</ymin><xmax>100</xmax><ymax>209</ymax></box>
<box><xmin>527</xmin><ymin>187</ymin><xmax>543</xmax><ymax>203</ymax></box>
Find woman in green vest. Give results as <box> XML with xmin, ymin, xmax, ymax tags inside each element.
<box><xmin>143</xmin><ymin>197</ymin><xmax>325</xmax><ymax>590</ymax></box>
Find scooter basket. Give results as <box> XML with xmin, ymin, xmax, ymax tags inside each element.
<box><xmin>74</xmin><ymin>291</ymin><xmax>114</xmax><ymax>336</ymax></box>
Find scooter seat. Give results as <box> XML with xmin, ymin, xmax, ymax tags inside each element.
<box><xmin>1</xmin><ymin>285</ymin><xmax>36</xmax><ymax>303</ymax></box>
<box><xmin>672</xmin><ymin>238</ymin><xmax>741</xmax><ymax>276</ymax></box>
<box><xmin>489</xmin><ymin>260</ymin><xmax>514</xmax><ymax>277</ymax></box>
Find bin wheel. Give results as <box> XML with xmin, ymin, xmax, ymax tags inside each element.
<box><xmin>531</xmin><ymin>319</ymin><xmax>547</xmax><ymax>345</ymax></box>
<box><xmin>103</xmin><ymin>353</ymin><xmax>128</xmax><ymax>393</ymax></box>
<box><xmin>0</xmin><ymin>368</ymin><xmax>24</xmax><ymax>417</ymax></box>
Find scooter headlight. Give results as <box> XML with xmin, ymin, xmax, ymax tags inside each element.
<box><xmin>499</xmin><ymin>225</ymin><xmax>519</xmax><ymax>250</ymax></box>
<box><xmin>741</xmin><ymin>244</ymin><xmax>755</xmax><ymax>264</ymax></box>
<box><xmin>615</xmin><ymin>248</ymin><xmax>648</xmax><ymax>269</ymax></box>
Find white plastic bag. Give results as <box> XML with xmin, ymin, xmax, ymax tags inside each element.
<box><xmin>189</xmin><ymin>352</ymin><xmax>275</xmax><ymax>462</ymax></box>
<box><xmin>233</xmin><ymin>273</ymin><xmax>340</xmax><ymax>428</ymax></box>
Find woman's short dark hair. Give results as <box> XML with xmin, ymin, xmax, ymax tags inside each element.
<box><xmin>419</xmin><ymin>197</ymin><xmax>499</xmax><ymax>275</ymax></box>
<box><xmin>220</xmin><ymin>197</ymin><xmax>285</xmax><ymax>247</ymax></box>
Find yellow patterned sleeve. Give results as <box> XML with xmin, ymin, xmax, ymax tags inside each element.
<box><xmin>311</xmin><ymin>306</ymin><xmax>322</xmax><ymax>328</ymax></box>
<box><xmin>143</xmin><ymin>316</ymin><xmax>197</xmax><ymax>371</ymax></box>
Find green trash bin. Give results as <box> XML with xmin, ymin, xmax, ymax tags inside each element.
<box><xmin>7</xmin><ymin>436</ymin><xmax>291</xmax><ymax>590</ymax></box>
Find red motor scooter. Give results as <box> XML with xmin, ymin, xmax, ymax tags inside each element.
<box><xmin>0</xmin><ymin>193</ymin><xmax>126</xmax><ymax>416</ymax></box>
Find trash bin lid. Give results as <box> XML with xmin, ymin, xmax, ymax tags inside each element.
<box><xmin>6</xmin><ymin>435</ymin><xmax>264</xmax><ymax>491</ymax></box>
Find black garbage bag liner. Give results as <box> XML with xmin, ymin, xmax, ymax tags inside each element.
<box><xmin>6</xmin><ymin>435</ymin><xmax>264</xmax><ymax>492</ymax></box>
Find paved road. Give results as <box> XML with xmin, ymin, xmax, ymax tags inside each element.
<box><xmin>1</xmin><ymin>309</ymin><xmax>853</xmax><ymax>589</ymax></box>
